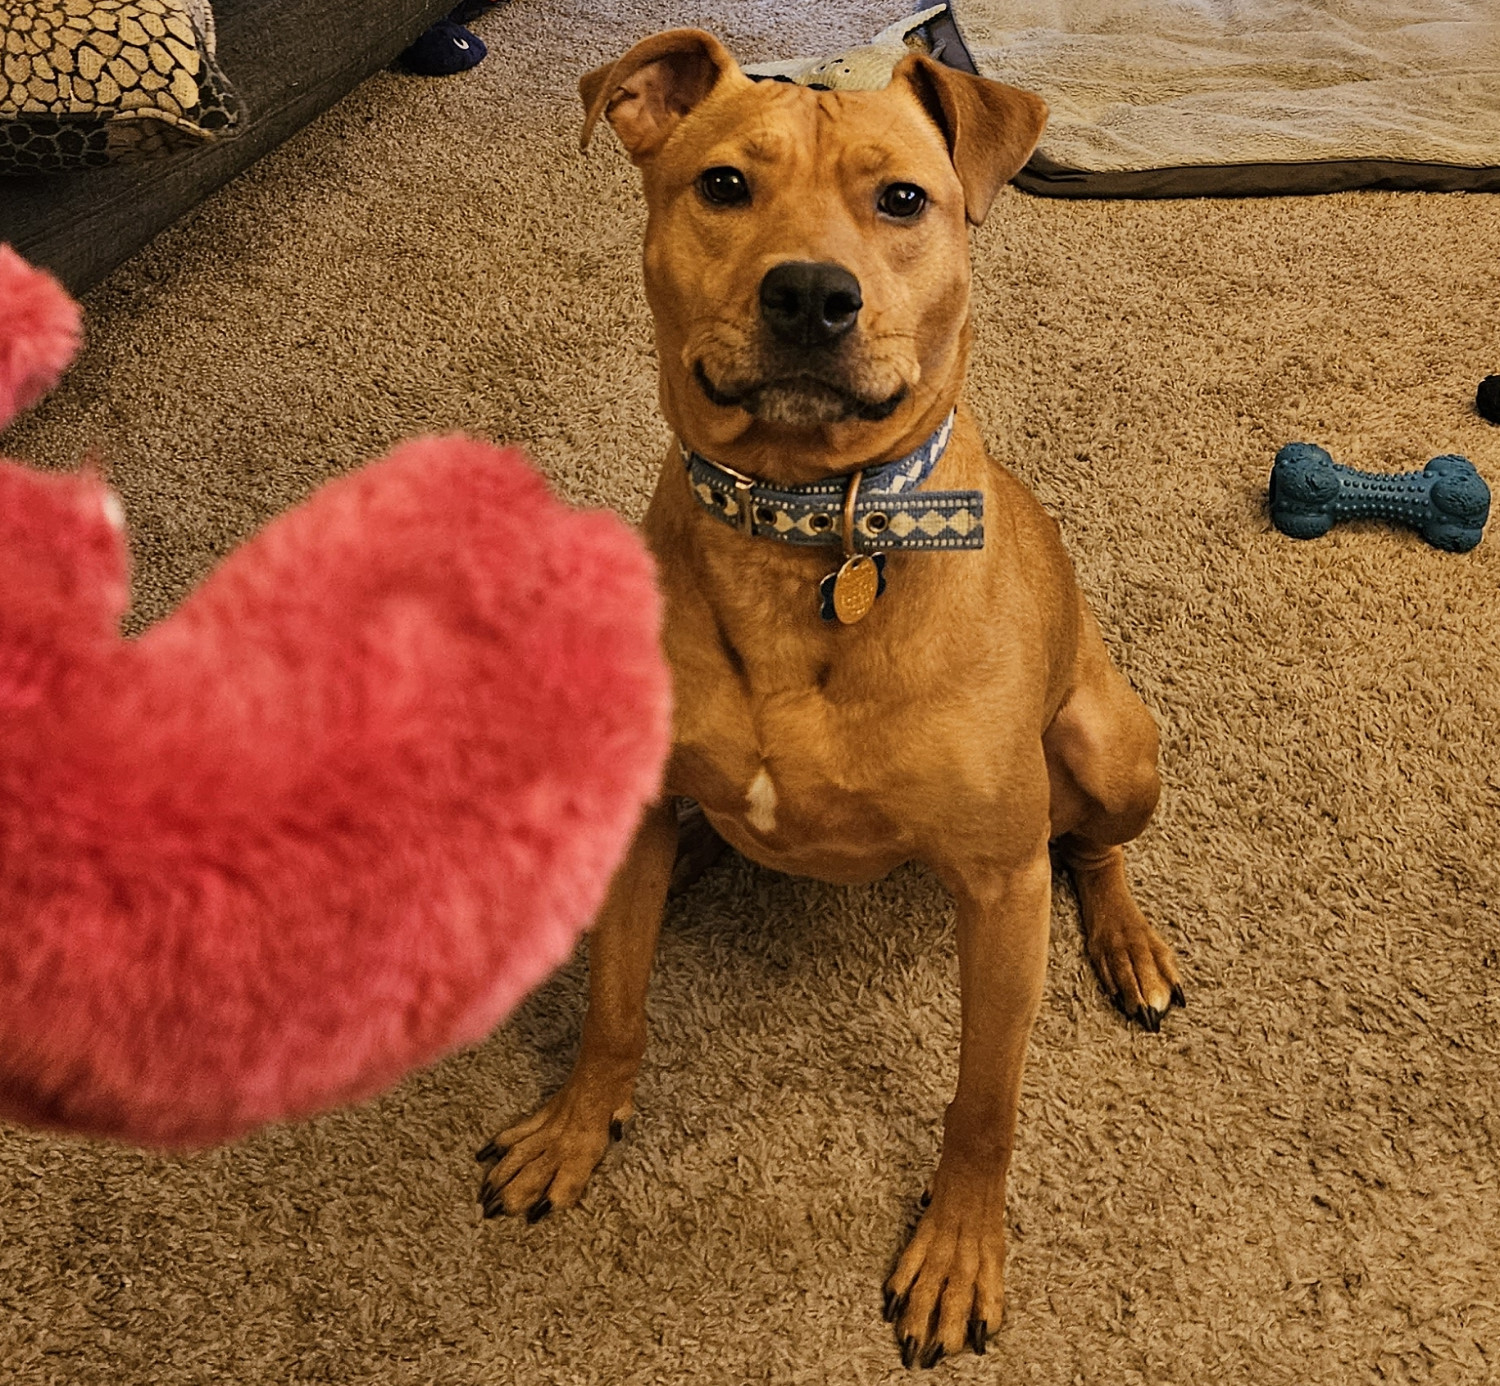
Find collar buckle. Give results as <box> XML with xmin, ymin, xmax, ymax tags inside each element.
<box><xmin>707</xmin><ymin>455</ymin><xmax>758</xmax><ymax>534</ymax></box>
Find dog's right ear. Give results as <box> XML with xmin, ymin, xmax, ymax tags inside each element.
<box><xmin>579</xmin><ymin>29</ymin><xmax>739</xmax><ymax>163</ymax></box>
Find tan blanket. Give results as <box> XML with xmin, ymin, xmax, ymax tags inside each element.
<box><xmin>959</xmin><ymin>0</ymin><xmax>1500</xmax><ymax>194</ymax></box>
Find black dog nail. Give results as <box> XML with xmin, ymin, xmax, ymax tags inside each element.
<box><xmin>610</xmin><ymin>1118</ymin><xmax>623</xmax><ymax>1142</ymax></box>
<box><xmin>525</xmin><ymin>1197</ymin><xmax>553</xmax><ymax>1224</ymax></box>
<box><xmin>919</xmin><ymin>1189</ymin><xmax>931</xmax><ymax>1209</ymax></box>
<box><xmin>475</xmin><ymin>1140</ymin><xmax>498</xmax><ymax>1164</ymax></box>
<box><xmin>920</xmin><ymin>1343</ymin><xmax>944</xmax><ymax>1369</ymax></box>
<box><xmin>1171</xmin><ymin>984</ymin><xmax>1187</xmax><ymax>1008</ymax></box>
<box><xmin>900</xmin><ymin>1336</ymin><xmax>918</xmax><ymax>1369</ymax></box>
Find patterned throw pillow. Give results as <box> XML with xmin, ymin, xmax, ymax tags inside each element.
<box><xmin>1</xmin><ymin>0</ymin><xmax>240</xmax><ymax>175</ymax></box>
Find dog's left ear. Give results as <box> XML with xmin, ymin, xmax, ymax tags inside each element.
<box><xmin>579</xmin><ymin>29</ymin><xmax>741</xmax><ymax>163</ymax></box>
<box><xmin>893</xmin><ymin>54</ymin><xmax>1048</xmax><ymax>226</ymax></box>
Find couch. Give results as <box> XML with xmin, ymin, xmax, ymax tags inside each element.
<box><xmin>0</xmin><ymin>0</ymin><xmax>453</xmax><ymax>295</ymax></box>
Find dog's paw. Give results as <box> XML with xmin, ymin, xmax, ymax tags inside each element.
<box><xmin>883</xmin><ymin>1162</ymin><xmax>1006</xmax><ymax>1368</ymax></box>
<box><xmin>476</xmin><ymin>1081</ymin><xmax>631</xmax><ymax>1222</ymax></box>
<box><xmin>1086</xmin><ymin>904</ymin><xmax>1184</xmax><ymax>1032</ymax></box>
<box><xmin>1065</xmin><ymin>845</ymin><xmax>1185</xmax><ymax>1032</ymax></box>
<box><xmin>1076</xmin><ymin>877</ymin><xmax>1184</xmax><ymax>1032</ymax></box>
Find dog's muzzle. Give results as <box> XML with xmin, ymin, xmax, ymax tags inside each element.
<box><xmin>692</xmin><ymin>260</ymin><xmax>908</xmax><ymax>424</ymax></box>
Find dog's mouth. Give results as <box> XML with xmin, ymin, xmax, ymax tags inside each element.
<box><xmin>693</xmin><ymin>361</ymin><xmax>906</xmax><ymax>426</ymax></box>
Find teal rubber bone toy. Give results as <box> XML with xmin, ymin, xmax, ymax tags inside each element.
<box><xmin>1269</xmin><ymin>443</ymin><xmax>1490</xmax><ymax>553</ymax></box>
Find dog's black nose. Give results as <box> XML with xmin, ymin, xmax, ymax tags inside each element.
<box><xmin>759</xmin><ymin>261</ymin><xmax>862</xmax><ymax>347</ymax></box>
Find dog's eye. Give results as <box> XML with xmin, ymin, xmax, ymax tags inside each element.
<box><xmin>878</xmin><ymin>183</ymin><xmax>927</xmax><ymax>219</ymax></box>
<box><xmin>698</xmin><ymin>167</ymin><xmax>750</xmax><ymax>206</ymax></box>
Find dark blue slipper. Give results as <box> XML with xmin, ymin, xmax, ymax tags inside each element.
<box><xmin>398</xmin><ymin>19</ymin><xmax>486</xmax><ymax>76</ymax></box>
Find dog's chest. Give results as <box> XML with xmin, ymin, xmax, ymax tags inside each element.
<box><xmin>668</xmin><ymin>647</ymin><xmax>919</xmax><ymax>883</ymax></box>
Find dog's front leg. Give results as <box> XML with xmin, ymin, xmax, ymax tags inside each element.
<box><xmin>478</xmin><ymin>797</ymin><xmax>677</xmax><ymax>1222</ymax></box>
<box><xmin>885</xmin><ymin>850</ymin><xmax>1052</xmax><ymax>1367</ymax></box>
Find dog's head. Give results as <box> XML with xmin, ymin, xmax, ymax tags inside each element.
<box><xmin>581</xmin><ymin>29</ymin><xmax>1046</xmax><ymax>481</ymax></box>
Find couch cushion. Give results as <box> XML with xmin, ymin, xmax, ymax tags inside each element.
<box><xmin>0</xmin><ymin>0</ymin><xmax>241</xmax><ymax>175</ymax></box>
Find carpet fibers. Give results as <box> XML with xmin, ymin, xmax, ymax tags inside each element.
<box><xmin>2</xmin><ymin>3</ymin><xmax>1498</xmax><ymax>1383</ymax></box>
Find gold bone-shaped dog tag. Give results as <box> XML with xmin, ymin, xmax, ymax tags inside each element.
<box><xmin>830</xmin><ymin>553</ymin><xmax>879</xmax><ymax>624</ymax></box>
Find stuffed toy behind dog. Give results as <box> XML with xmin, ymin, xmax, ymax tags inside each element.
<box><xmin>0</xmin><ymin>245</ymin><xmax>670</xmax><ymax>1149</ymax></box>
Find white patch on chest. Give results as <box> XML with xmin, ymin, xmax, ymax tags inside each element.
<box><xmin>744</xmin><ymin>765</ymin><xmax>778</xmax><ymax>834</ymax></box>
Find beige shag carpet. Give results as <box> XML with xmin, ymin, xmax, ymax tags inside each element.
<box><xmin>2</xmin><ymin>3</ymin><xmax>1498</xmax><ymax>1383</ymax></box>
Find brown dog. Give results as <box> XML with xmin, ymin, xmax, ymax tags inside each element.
<box><xmin>478</xmin><ymin>29</ymin><xmax>1184</xmax><ymax>1368</ymax></box>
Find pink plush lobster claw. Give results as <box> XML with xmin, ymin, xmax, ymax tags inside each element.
<box><xmin>0</xmin><ymin>244</ymin><xmax>83</xmax><ymax>429</ymax></box>
<box><xmin>0</xmin><ymin>245</ymin><xmax>671</xmax><ymax>1148</ymax></box>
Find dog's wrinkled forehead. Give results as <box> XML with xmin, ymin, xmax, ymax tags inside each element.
<box><xmin>671</xmin><ymin>80</ymin><xmax>957</xmax><ymax>188</ymax></box>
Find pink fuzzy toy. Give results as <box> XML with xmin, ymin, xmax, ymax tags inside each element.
<box><xmin>0</xmin><ymin>245</ymin><xmax>670</xmax><ymax>1148</ymax></box>
<box><xmin>0</xmin><ymin>245</ymin><xmax>82</xmax><ymax>422</ymax></box>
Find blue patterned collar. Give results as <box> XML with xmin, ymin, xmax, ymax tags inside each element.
<box><xmin>682</xmin><ymin>409</ymin><xmax>983</xmax><ymax>553</ymax></box>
